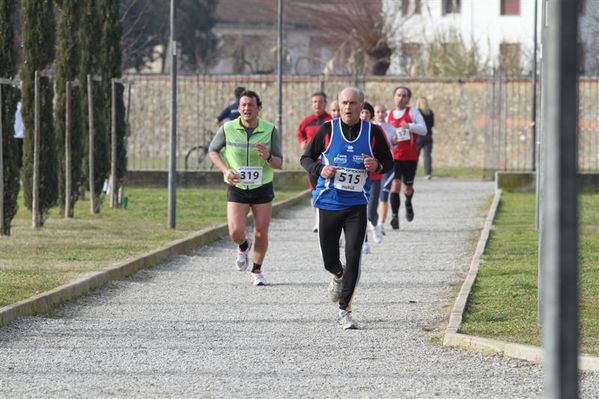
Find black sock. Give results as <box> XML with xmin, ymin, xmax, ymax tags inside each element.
<box><xmin>335</xmin><ymin>262</ymin><xmax>344</xmax><ymax>279</ymax></box>
<box><xmin>239</xmin><ymin>240</ymin><xmax>249</xmax><ymax>252</ymax></box>
<box><xmin>251</xmin><ymin>263</ymin><xmax>261</xmax><ymax>273</ymax></box>
<box><xmin>405</xmin><ymin>192</ymin><xmax>413</xmax><ymax>205</ymax></box>
<box><xmin>390</xmin><ymin>192</ymin><xmax>400</xmax><ymax>215</ymax></box>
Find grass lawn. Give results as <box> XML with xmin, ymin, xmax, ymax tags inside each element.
<box><xmin>0</xmin><ymin>187</ymin><xmax>303</xmax><ymax>308</ymax></box>
<box><xmin>461</xmin><ymin>192</ymin><xmax>599</xmax><ymax>356</ymax></box>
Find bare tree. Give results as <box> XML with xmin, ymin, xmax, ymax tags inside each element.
<box><xmin>305</xmin><ymin>0</ymin><xmax>402</xmax><ymax>76</ymax></box>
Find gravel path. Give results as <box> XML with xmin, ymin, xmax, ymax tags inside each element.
<box><xmin>1</xmin><ymin>179</ymin><xmax>597</xmax><ymax>398</ymax></box>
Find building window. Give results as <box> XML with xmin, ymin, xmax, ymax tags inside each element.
<box><xmin>501</xmin><ymin>0</ymin><xmax>520</xmax><ymax>15</ymax></box>
<box><xmin>499</xmin><ymin>42</ymin><xmax>521</xmax><ymax>74</ymax></box>
<box><xmin>443</xmin><ymin>0</ymin><xmax>461</xmax><ymax>15</ymax></box>
<box><xmin>401</xmin><ymin>0</ymin><xmax>421</xmax><ymax>16</ymax></box>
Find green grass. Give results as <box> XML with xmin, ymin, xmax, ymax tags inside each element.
<box><xmin>461</xmin><ymin>192</ymin><xmax>599</xmax><ymax>356</ymax></box>
<box><xmin>0</xmin><ymin>187</ymin><xmax>302</xmax><ymax>307</ymax></box>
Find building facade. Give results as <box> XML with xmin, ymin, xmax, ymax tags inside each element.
<box><xmin>386</xmin><ymin>0</ymin><xmax>596</xmax><ymax>75</ymax></box>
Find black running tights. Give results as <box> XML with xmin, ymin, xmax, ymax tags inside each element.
<box><xmin>317</xmin><ymin>205</ymin><xmax>367</xmax><ymax>312</ymax></box>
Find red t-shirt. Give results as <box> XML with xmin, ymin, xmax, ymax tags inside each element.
<box><xmin>387</xmin><ymin>107</ymin><xmax>418</xmax><ymax>161</ymax></box>
<box><xmin>297</xmin><ymin>112</ymin><xmax>332</xmax><ymax>145</ymax></box>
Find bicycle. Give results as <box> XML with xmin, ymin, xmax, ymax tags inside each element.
<box><xmin>184</xmin><ymin>129</ymin><xmax>216</xmax><ymax>170</ymax></box>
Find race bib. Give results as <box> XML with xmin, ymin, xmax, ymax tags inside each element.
<box><xmin>333</xmin><ymin>167</ymin><xmax>367</xmax><ymax>192</ymax></box>
<box><xmin>396</xmin><ymin>127</ymin><xmax>411</xmax><ymax>142</ymax></box>
<box><xmin>237</xmin><ymin>166</ymin><xmax>263</xmax><ymax>185</ymax></box>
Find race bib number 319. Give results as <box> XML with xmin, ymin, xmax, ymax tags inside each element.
<box><xmin>237</xmin><ymin>166</ymin><xmax>263</xmax><ymax>185</ymax></box>
<box><xmin>333</xmin><ymin>167</ymin><xmax>367</xmax><ymax>192</ymax></box>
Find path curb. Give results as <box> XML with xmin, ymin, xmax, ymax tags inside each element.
<box><xmin>0</xmin><ymin>190</ymin><xmax>310</xmax><ymax>328</ymax></box>
<box><xmin>442</xmin><ymin>188</ymin><xmax>599</xmax><ymax>372</ymax></box>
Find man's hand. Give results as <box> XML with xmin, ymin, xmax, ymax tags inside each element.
<box><xmin>361</xmin><ymin>153</ymin><xmax>379</xmax><ymax>172</ymax></box>
<box><xmin>224</xmin><ymin>169</ymin><xmax>239</xmax><ymax>185</ymax></box>
<box><xmin>256</xmin><ymin>143</ymin><xmax>270</xmax><ymax>160</ymax></box>
<box><xmin>320</xmin><ymin>165</ymin><xmax>338</xmax><ymax>179</ymax></box>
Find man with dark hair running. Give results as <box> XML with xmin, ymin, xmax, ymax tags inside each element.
<box><xmin>301</xmin><ymin>87</ymin><xmax>393</xmax><ymax>329</ymax></box>
<box><xmin>209</xmin><ymin>90</ymin><xmax>283</xmax><ymax>286</ymax></box>
<box><xmin>386</xmin><ymin>86</ymin><xmax>427</xmax><ymax>229</ymax></box>
<box><xmin>297</xmin><ymin>91</ymin><xmax>332</xmax><ymax>232</ymax></box>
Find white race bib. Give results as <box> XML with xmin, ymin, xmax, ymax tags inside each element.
<box><xmin>237</xmin><ymin>166</ymin><xmax>263</xmax><ymax>185</ymax></box>
<box><xmin>396</xmin><ymin>127</ymin><xmax>411</xmax><ymax>142</ymax></box>
<box><xmin>333</xmin><ymin>167</ymin><xmax>367</xmax><ymax>192</ymax></box>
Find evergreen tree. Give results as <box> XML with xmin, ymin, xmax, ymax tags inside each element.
<box><xmin>79</xmin><ymin>2</ymin><xmax>108</xmax><ymax>213</ymax></box>
<box><xmin>20</xmin><ymin>0</ymin><xmax>57</xmax><ymax>224</ymax></box>
<box><xmin>0</xmin><ymin>0</ymin><xmax>20</xmax><ymax>235</ymax></box>
<box><xmin>54</xmin><ymin>0</ymin><xmax>82</xmax><ymax>217</ymax></box>
<box><xmin>99</xmin><ymin>0</ymin><xmax>126</xmax><ymax>194</ymax></box>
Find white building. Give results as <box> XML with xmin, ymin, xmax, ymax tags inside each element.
<box><xmin>385</xmin><ymin>0</ymin><xmax>596</xmax><ymax>75</ymax></box>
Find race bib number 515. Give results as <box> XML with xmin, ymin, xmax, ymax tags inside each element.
<box><xmin>333</xmin><ymin>167</ymin><xmax>367</xmax><ymax>192</ymax></box>
<box><xmin>237</xmin><ymin>166</ymin><xmax>263</xmax><ymax>185</ymax></box>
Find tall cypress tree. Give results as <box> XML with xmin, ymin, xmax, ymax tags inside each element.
<box><xmin>20</xmin><ymin>0</ymin><xmax>57</xmax><ymax>224</ymax></box>
<box><xmin>79</xmin><ymin>2</ymin><xmax>108</xmax><ymax>213</ymax></box>
<box><xmin>99</xmin><ymin>0</ymin><xmax>126</xmax><ymax>194</ymax></box>
<box><xmin>0</xmin><ymin>0</ymin><xmax>20</xmax><ymax>235</ymax></box>
<box><xmin>55</xmin><ymin>0</ymin><xmax>82</xmax><ymax>217</ymax></box>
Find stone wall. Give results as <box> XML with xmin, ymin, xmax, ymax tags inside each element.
<box><xmin>124</xmin><ymin>74</ymin><xmax>599</xmax><ymax>172</ymax></box>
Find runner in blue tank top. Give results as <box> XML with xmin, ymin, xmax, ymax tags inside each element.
<box><xmin>300</xmin><ymin>87</ymin><xmax>393</xmax><ymax>329</ymax></box>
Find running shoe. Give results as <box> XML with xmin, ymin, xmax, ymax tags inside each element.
<box><xmin>406</xmin><ymin>202</ymin><xmax>414</xmax><ymax>222</ymax></box>
<box><xmin>328</xmin><ymin>273</ymin><xmax>343</xmax><ymax>302</ymax></box>
<box><xmin>373</xmin><ymin>223</ymin><xmax>384</xmax><ymax>243</ymax></box>
<box><xmin>337</xmin><ymin>310</ymin><xmax>358</xmax><ymax>329</ymax></box>
<box><xmin>390</xmin><ymin>214</ymin><xmax>399</xmax><ymax>230</ymax></box>
<box><xmin>235</xmin><ymin>239</ymin><xmax>252</xmax><ymax>271</ymax></box>
<box><xmin>250</xmin><ymin>270</ymin><xmax>267</xmax><ymax>286</ymax></box>
<box><xmin>425</xmin><ymin>174</ymin><xmax>432</xmax><ymax>180</ymax></box>
<box><xmin>379</xmin><ymin>223</ymin><xmax>386</xmax><ymax>236</ymax></box>
<box><xmin>361</xmin><ymin>241</ymin><xmax>370</xmax><ymax>254</ymax></box>
<box><xmin>312</xmin><ymin>224</ymin><xmax>318</xmax><ymax>233</ymax></box>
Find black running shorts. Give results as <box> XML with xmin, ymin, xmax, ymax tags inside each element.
<box><xmin>393</xmin><ymin>160</ymin><xmax>417</xmax><ymax>186</ymax></box>
<box><xmin>227</xmin><ymin>182</ymin><xmax>275</xmax><ymax>204</ymax></box>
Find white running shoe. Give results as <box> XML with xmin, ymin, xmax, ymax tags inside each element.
<box><xmin>235</xmin><ymin>239</ymin><xmax>252</xmax><ymax>271</ymax></box>
<box><xmin>328</xmin><ymin>273</ymin><xmax>343</xmax><ymax>302</ymax></box>
<box><xmin>368</xmin><ymin>221</ymin><xmax>376</xmax><ymax>234</ymax></box>
<box><xmin>361</xmin><ymin>241</ymin><xmax>371</xmax><ymax>254</ymax></box>
<box><xmin>337</xmin><ymin>310</ymin><xmax>358</xmax><ymax>329</ymax></box>
<box><xmin>250</xmin><ymin>271</ymin><xmax>267</xmax><ymax>286</ymax></box>
<box><xmin>379</xmin><ymin>223</ymin><xmax>386</xmax><ymax>236</ymax></box>
<box><xmin>373</xmin><ymin>223</ymin><xmax>384</xmax><ymax>244</ymax></box>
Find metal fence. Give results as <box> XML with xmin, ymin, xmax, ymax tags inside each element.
<box><xmin>484</xmin><ymin>72</ymin><xmax>599</xmax><ymax>172</ymax></box>
<box><xmin>120</xmin><ymin>73</ymin><xmax>599</xmax><ymax>172</ymax></box>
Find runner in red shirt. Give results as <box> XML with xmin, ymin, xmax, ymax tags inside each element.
<box><xmin>297</xmin><ymin>91</ymin><xmax>332</xmax><ymax>232</ymax></box>
<box><xmin>386</xmin><ymin>86</ymin><xmax>427</xmax><ymax>229</ymax></box>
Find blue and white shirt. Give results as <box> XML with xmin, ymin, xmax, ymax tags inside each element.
<box><xmin>312</xmin><ymin>118</ymin><xmax>373</xmax><ymax>210</ymax></box>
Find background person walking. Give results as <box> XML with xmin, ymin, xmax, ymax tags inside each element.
<box><xmin>416</xmin><ymin>96</ymin><xmax>435</xmax><ymax>180</ymax></box>
<box><xmin>300</xmin><ymin>87</ymin><xmax>393</xmax><ymax>329</ymax></box>
<box><xmin>209</xmin><ymin>90</ymin><xmax>283</xmax><ymax>286</ymax></box>
<box><xmin>215</xmin><ymin>86</ymin><xmax>245</xmax><ymax>127</ymax></box>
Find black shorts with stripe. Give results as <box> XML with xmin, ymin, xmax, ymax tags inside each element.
<box><xmin>227</xmin><ymin>182</ymin><xmax>275</xmax><ymax>204</ymax></box>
